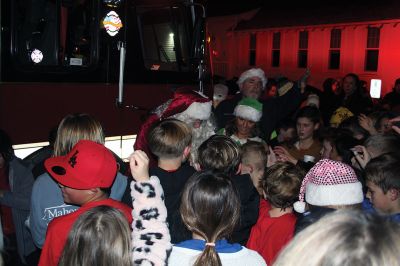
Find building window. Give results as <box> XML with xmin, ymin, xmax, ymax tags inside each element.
<box><xmin>329</xmin><ymin>29</ymin><xmax>341</xmax><ymax>69</ymax></box>
<box><xmin>298</xmin><ymin>31</ymin><xmax>308</xmax><ymax>68</ymax></box>
<box><xmin>365</xmin><ymin>27</ymin><xmax>380</xmax><ymax>71</ymax></box>
<box><xmin>271</xmin><ymin>32</ymin><xmax>281</xmax><ymax>67</ymax></box>
<box><xmin>249</xmin><ymin>33</ymin><xmax>257</xmax><ymax>66</ymax></box>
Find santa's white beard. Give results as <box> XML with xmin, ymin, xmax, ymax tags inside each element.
<box><xmin>171</xmin><ymin>112</ymin><xmax>216</xmax><ymax>165</ymax></box>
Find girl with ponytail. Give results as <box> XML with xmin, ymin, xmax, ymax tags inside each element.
<box><xmin>168</xmin><ymin>171</ymin><xmax>266</xmax><ymax>266</ymax></box>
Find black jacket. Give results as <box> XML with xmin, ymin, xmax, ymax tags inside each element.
<box><xmin>230</xmin><ymin>173</ymin><xmax>260</xmax><ymax>245</ymax></box>
<box><xmin>295</xmin><ymin>206</ymin><xmax>336</xmax><ymax>234</ymax></box>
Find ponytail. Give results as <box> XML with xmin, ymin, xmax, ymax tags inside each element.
<box><xmin>194</xmin><ymin>243</ymin><xmax>221</xmax><ymax>266</ymax></box>
<box><xmin>180</xmin><ymin>171</ymin><xmax>240</xmax><ymax>266</ymax></box>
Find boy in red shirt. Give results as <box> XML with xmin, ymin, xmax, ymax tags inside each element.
<box><xmin>247</xmin><ymin>162</ymin><xmax>303</xmax><ymax>265</ymax></box>
<box><xmin>39</xmin><ymin>140</ymin><xmax>133</xmax><ymax>266</ymax></box>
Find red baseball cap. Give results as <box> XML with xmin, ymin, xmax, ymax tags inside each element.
<box><xmin>45</xmin><ymin>140</ymin><xmax>117</xmax><ymax>189</ymax></box>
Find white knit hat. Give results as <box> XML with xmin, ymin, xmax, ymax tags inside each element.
<box><xmin>294</xmin><ymin>159</ymin><xmax>363</xmax><ymax>213</ymax></box>
<box><xmin>237</xmin><ymin>68</ymin><xmax>267</xmax><ymax>90</ymax></box>
<box><xmin>233</xmin><ymin>97</ymin><xmax>263</xmax><ymax>122</ymax></box>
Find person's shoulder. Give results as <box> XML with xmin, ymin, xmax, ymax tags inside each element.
<box><xmin>101</xmin><ymin>198</ymin><xmax>131</xmax><ymax>211</ymax></box>
<box><xmin>221</xmin><ymin>247</ymin><xmax>267</xmax><ymax>265</ymax></box>
<box><xmin>34</xmin><ymin>172</ymin><xmax>55</xmax><ymax>185</ymax></box>
<box><xmin>231</xmin><ymin>173</ymin><xmax>253</xmax><ymax>186</ymax></box>
<box><xmin>102</xmin><ymin>199</ymin><xmax>132</xmax><ymax>220</ymax></box>
<box><xmin>47</xmin><ymin>208</ymin><xmax>79</xmax><ymax>231</ymax></box>
<box><xmin>177</xmin><ymin>163</ymin><xmax>196</xmax><ymax>176</ymax></box>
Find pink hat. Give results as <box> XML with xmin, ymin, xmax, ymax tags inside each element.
<box><xmin>45</xmin><ymin>140</ymin><xmax>117</xmax><ymax>189</ymax></box>
<box><xmin>294</xmin><ymin>159</ymin><xmax>363</xmax><ymax>213</ymax></box>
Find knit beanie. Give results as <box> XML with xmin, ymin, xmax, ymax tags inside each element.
<box><xmin>293</xmin><ymin>159</ymin><xmax>363</xmax><ymax>213</ymax></box>
<box><xmin>233</xmin><ymin>98</ymin><xmax>263</xmax><ymax>122</ymax></box>
<box><xmin>237</xmin><ymin>68</ymin><xmax>267</xmax><ymax>90</ymax></box>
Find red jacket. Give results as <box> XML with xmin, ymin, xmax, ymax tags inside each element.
<box><xmin>39</xmin><ymin>198</ymin><xmax>132</xmax><ymax>266</ymax></box>
<box><xmin>246</xmin><ymin>199</ymin><xmax>296</xmax><ymax>265</ymax></box>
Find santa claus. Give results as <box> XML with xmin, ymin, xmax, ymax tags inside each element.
<box><xmin>134</xmin><ymin>87</ymin><xmax>215</xmax><ymax>165</ymax></box>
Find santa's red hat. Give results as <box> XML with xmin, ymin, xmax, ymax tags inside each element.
<box><xmin>134</xmin><ymin>87</ymin><xmax>212</xmax><ymax>158</ymax></box>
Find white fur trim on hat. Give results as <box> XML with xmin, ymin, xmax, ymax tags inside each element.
<box><xmin>237</xmin><ymin>68</ymin><xmax>267</xmax><ymax>89</ymax></box>
<box><xmin>305</xmin><ymin>182</ymin><xmax>364</xmax><ymax>207</ymax></box>
<box><xmin>293</xmin><ymin>201</ymin><xmax>306</xmax><ymax>213</ymax></box>
<box><xmin>234</xmin><ymin>105</ymin><xmax>262</xmax><ymax>122</ymax></box>
<box><xmin>181</xmin><ymin>101</ymin><xmax>212</xmax><ymax>121</ymax></box>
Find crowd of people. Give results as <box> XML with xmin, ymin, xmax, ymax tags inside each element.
<box><xmin>1</xmin><ymin>68</ymin><xmax>400</xmax><ymax>265</ymax></box>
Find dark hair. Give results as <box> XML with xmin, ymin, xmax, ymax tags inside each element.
<box><xmin>277</xmin><ymin>119</ymin><xmax>296</xmax><ymax>131</ymax></box>
<box><xmin>262</xmin><ymin>162</ymin><xmax>303</xmax><ymax>209</ymax></box>
<box><xmin>197</xmin><ymin>135</ymin><xmax>241</xmax><ymax>175</ymax></box>
<box><xmin>322</xmin><ymin>78</ymin><xmax>336</xmax><ymax>94</ymax></box>
<box><xmin>148</xmin><ymin>118</ymin><xmax>192</xmax><ymax>159</ymax></box>
<box><xmin>224</xmin><ymin>117</ymin><xmax>261</xmax><ymax>138</ymax></box>
<box><xmin>322</xmin><ymin>128</ymin><xmax>360</xmax><ymax>165</ymax></box>
<box><xmin>0</xmin><ymin>129</ymin><xmax>14</xmax><ymax>162</ymax></box>
<box><xmin>59</xmin><ymin>206</ymin><xmax>131</xmax><ymax>266</ymax></box>
<box><xmin>180</xmin><ymin>171</ymin><xmax>240</xmax><ymax>266</ymax></box>
<box><xmin>339</xmin><ymin>116</ymin><xmax>369</xmax><ymax>141</ymax></box>
<box><xmin>375</xmin><ymin>112</ymin><xmax>396</xmax><ymax>133</ymax></box>
<box><xmin>296</xmin><ymin>106</ymin><xmax>321</xmax><ymax>125</ymax></box>
<box><xmin>343</xmin><ymin>73</ymin><xmax>360</xmax><ymax>88</ymax></box>
<box><xmin>365</xmin><ymin>153</ymin><xmax>400</xmax><ymax>193</ymax></box>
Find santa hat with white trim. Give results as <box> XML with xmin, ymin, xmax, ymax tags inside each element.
<box><xmin>293</xmin><ymin>159</ymin><xmax>363</xmax><ymax>213</ymax></box>
<box><xmin>233</xmin><ymin>97</ymin><xmax>263</xmax><ymax>122</ymax></box>
<box><xmin>237</xmin><ymin>68</ymin><xmax>267</xmax><ymax>90</ymax></box>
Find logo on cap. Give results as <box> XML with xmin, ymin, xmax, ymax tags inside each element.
<box><xmin>68</xmin><ymin>151</ymin><xmax>79</xmax><ymax>168</ymax></box>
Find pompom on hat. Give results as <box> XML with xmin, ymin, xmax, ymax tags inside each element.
<box><xmin>233</xmin><ymin>97</ymin><xmax>263</xmax><ymax>122</ymax></box>
<box><xmin>294</xmin><ymin>159</ymin><xmax>363</xmax><ymax>213</ymax></box>
<box><xmin>237</xmin><ymin>68</ymin><xmax>267</xmax><ymax>90</ymax></box>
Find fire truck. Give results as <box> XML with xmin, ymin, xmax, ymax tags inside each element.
<box><xmin>0</xmin><ymin>0</ymin><xmax>209</xmax><ymax>149</ymax></box>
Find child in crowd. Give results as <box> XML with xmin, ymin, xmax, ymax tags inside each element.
<box><xmin>274</xmin><ymin>106</ymin><xmax>322</xmax><ymax>166</ymax></box>
<box><xmin>147</xmin><ymin>118</ymin><xmax>196</xmax><ymax>243</ymax></box>
<box><xmin>58</xmin><ymin>206</ymin><xmax>132</xmax><ymax>266</ymax></box>
<box><xmin>39</xmin><ymin>140</ymin><xmax>132</xmax><ymax>266</ymax></box>
<box><xmin>58</xmin><ymin>149</ymin><xmax>171</xmax><ymax>266</ymax></box>
<box><xmin>275</xmin><ymin>210</ymin><xmax>400</xmax><ymax>266</ymax></box>
<box><xmin>294</xmin><ymin>159</ymin><xmax>364</xmax><ymax>233</ymax></box>
<box><xmin>320</xmin><ymin>128</ymin><xmax>360</xmax><ymax>165</ymax></box>
<box><xmin>247</xmin><ymin>162</ymin><xmax>303</xmax><ymax>265</ymax></box>
<box><xmin>218</xmin><ymin>97</ymin><xmax>265</xmax><ymax>146</ymax></box>
<box><xmin>352</xmin><ymin>134</ymin><xmax>400</xmax><ymax>169</ymax></box>
<box><xmin>364</xmin><ymin>153</ymin><xmax>400</xmax><ymax>222</ymax></box>
<box><xmin>240</xmin><ymin>141</ymin><xmax>268</xmax><ymax>195</ymax></box>
<box><xmin>168</xmin><ymin>170</ymin><xmax>266</xmax><ymax>266</ymax></box>
<box><xmin>269</xmin><ymin>119</ymin><xmax>297</xmax><ymax>147</ymax></box>
<box><xmin>30</xmin><ymin>113</ymin><xmax>127</xmax><ymax>249</ymax></box>
<box><xmin>196</xmin><ymin>135</ymin><xmax>260</xmax><ymax>245</ymax></box>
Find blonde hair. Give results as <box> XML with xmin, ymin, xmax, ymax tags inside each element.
<box><xmin>58</xmin><ymin>206</ymin><xmax>131</xmax><ymax>266</ymax></box>
<box><xmin>240</xmin><ymin>141</ymin><xmax>267</xmax><ymax>171</ymax></box>
<box><xmin>148</xmin><ymin>118</ymin><xmax>192</xmax><ymax>159</ymax></box>
<box><xmin>53</xmin><ymin>113</ymin><xmax>104</xmax><ymax>156</ymax></box>
<box><xmin>274</xmin><ymin>210</ymin><xmax>400</xmax><ymax>266</ymax></box>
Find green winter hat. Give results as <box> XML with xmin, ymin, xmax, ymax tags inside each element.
<box><xmin>233</xmin><ymin>97</ymin><xmax>263</xmax><ymax>122</ymax></box>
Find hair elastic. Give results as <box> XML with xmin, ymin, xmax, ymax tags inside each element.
<box><xmin>205</xmin><ymin>242</ymin><xmax>215</xmax><ymax>247</ymax></box>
